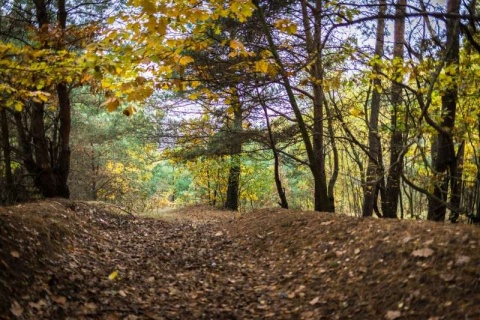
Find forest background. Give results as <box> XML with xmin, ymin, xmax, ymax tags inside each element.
<box><xmin>1</xmin><ymin>0</ymin><xmax>480</xmax><ymax>223</ymax></box>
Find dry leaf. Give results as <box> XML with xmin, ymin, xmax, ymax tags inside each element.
<box><xmin>354</xmin><ymin>248</ymin><xmax>361</xmax><ymax>255</ymax></box>
<box><xmin>119</xmin><ymin>290</ymin><xmax>127</xmax><ymax>297</ymax></box>
<box><xmin>105</xmin><ymin>314</ymin><xmax>120</xmax><ymax>320</ymax></box>
<box><xmin>84</xmin><ymin>302</ymin><xmax>98</xmax><ymax>311</ymax></box>
<box><xmin>402</xmin><ymin>236</ymin><xmax>412</xmax><ymax>243</ymax></box>
<box><xmin>440</xmin><ymin>273</ymin><xmax>455</xmax><ymax>282</ymax></box>
<box><xmin>52</xmin><ymin>295</ymin><xmax>67</xmax><ymax>304</ymax></box>
<box><xmin>455</xmin><ymin>255</ymin><xmax>471</xmax><ymax>266</ymax></box>
<box><xmin>385</xmin><ymin>310</ymin><xmax>401</xmax><ymax>320</ymax></box>
<box><xmin>412</xmin><ymin>248</ymin><xmax>434</xmax><ymax>258</ymax></box>
<box><xmin>335</xmin><ymin>250</ymin><xmax>346</xmax><ymax>257</ymax></box>
<box><xmin>28</xmin><ymin>299</ymin><xmax>47</xmax><ymax>309</ymax></box>
<box><xmin>10</xmin><ymin>250</ymin><xmax>20</xmax><ymax>258</ymax></box>
<box><xmin>320</xmin><ymin>221</ymin><xmax>333</xmax><ymax>226</ymax></box>
<box><xmin>295</xmin><ymin>285</ymin><xmax>306</xmax><ymax>292</ymax></box>
<box><xmin>214</xmin><ymin>231</ymin><xmax>223</xmax><ymax>237</ymax></box>
<box><xmin>309</xmin><ymin>297</ymin><xmax>320</xmax><ymax>305</ymax></box>
<box><xmin>10</xmin><ymin>301</ymin><xmax>23</xmax><ymax>317</ymax></box>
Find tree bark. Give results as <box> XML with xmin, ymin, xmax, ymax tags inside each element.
<box><xmin>449</xmin><ymin>141</ymin><xmax>464</xmax><ymax>221</ymax></box>
<box><xmin>362</xmin><ymin>0</ymin><xmax>387</xmax><ymax>217</ymax></box>
<box><xmin>383</xmin><ymin>0</ymin><xmax>407</xmax><ymax>219</ymax></box>
<box><xmin>325</xmin><ymin>100</ymin><xmax>338</xmax><ymax>211</ymax></box>
<box><xmin>301</xmin><ymin>0</ymin><xmax>333</xmax><ymax>212</ymax></box>
<box><xmin>224</xmin><ymin>98</ymin><xmax>243</xmax><ymax>211</ymax></box>
<box><xmin>256</xmin><ymin>0</ymin><xmax>332</xmax><ymax>212</ymax></box>
<box><xmin>14</xmin><ymin>0</ymin><xmax>72</xmax><ymax>198</ymax></box>
<box><xmin>0</xmin><ymin>107</ymin><xmax>15</xmax><ymax>204</ymax></box>
<box><xmin>259</xmin><ymin>91</ymin><xmax>288</xmax><ymax>208</ymax></box>
<box><xmin>427</xmin><ymin>0</ymin><xmax>460</xmax><ymax>221</ymax></box>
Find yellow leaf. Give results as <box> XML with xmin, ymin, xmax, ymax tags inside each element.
<box><xmin>230</xmin><ymin>0</ymin><xmax>255</xmax><ymax>22</ymax></box>
<box><xmin>179</xmin><ymin>56</ymin><xmax>194</xmax><ymax>66</ymax></box>
<box><xmin>108</xmin><ymin>271</ymin><xmax>119</xmax><ymax>280</ymax></box>
<box><xmin>157</xmin><ymin>17</ymin><xmax>168</xmax><ymax>36</ymax></box>
<box><xmin>146</xmin><ymin>15</ymin><xmax>157</xmax><ymax>31</ymax></box>
<box><xmin>229</xmin><ymin>40</ymin><xmax>244</xmax><ymax>50</ymax></box>
<box><xmin>350</xmin><ymin>108</ymin><xmax>362</xmax><ymax>117</ymax></box>
<box><xmin>188</xmin><ymin>92</ymin><xmax>200</xmax><ymax>100</ymax></box>
<box><xmin>190</xmin><ymin>80</ymin><xmax>201</xmax><ymax>89</ymax></box>
<box><xmin>274</xmin><ymin>19</ymin><xmax>297</xmax><ymax>34</ymax></box>
<box><xmin>141</xmin><ymin>0</ymin><xmax>156</xmax><ymax>14</ymax></box>
<box><xmin>36</xmin><ymin>80</ymin><xmax>45</xmax><ymax>90</ymax></box>
<box><xmin>14</xmin><ymin>101</ymin><xmax>23</xmax><ymax>112</ymax></box>
<box><xmin>31</xmin><ymin>91</ymin><xmax>51</xmax><ymax>103</ymax></box>
<box><xmin>286</xmin><ymin>23</ymin><xmax>297</xmax><ymax>34</ymax></box>
<box><xmin>255</xmin><ymin>60</ymin><xmax>269</xmax><ymax>73</ymax></box>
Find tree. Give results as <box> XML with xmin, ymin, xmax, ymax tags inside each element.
<box><xmin>0</xmin><ymin>0</ymin><xmax>115</xmax><ymax>199</ymax></box>
<box><xmin>362</xmin><ymin>0</ymin><xmax>387</xmax><ymax>218</ymax></box>
<box><xmin>427</xmin><ymin>0</ymin><xmax>461</xmax><ymax>221</ymax></box>
<box><xmin>383</xmin><ymin>0</ymin><xmax>407</xmax><ymax>219</ymax></box>
<box><xmin>254</xmin><ymin>0</ymin><xmax>336</xmax><ymax>212</ymax></box>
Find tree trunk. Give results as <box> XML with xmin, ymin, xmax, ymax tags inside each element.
<box><xmin>325</xmin><ymin>100</ymin><xmax>338</xmax><ymax>211</ymax></box>
<box><xmin>427</xmin><ymin>0</ymin><xmax>460</xmax><ymax>221</ymax></box>
<box><xmin>302</xmin><ymin>0</ymin><xmax>334</xmax><ymax>212</ymax></box>
<box><xmin>383</xmin><ymin>0</ymin><xmax>407</xmax><ymax>219</ymax></box>
<box><xmin>362</xmin><ymin>0</ymin><xmax>387</xmax><ymax>217</ymax></box>
<box><xmin>449</xmin><ymin>141</ymin><xmax>464</xmax><ymax>222</ymax></box>
<box><xmin>225</xmin><ymin>161</ymin><xmax>240</xmax><ymax>210</ymax></box>
<box><xmin>255</xmin><ymin>0</ymin><xmax>325</xmax><ymax>211</ymax></box>
<box><xmin>224</xmin><ymin>99</ymin><xmax>242</xmax><ymax>211</ymax></box>
<box><xmin>14</xmin><ymin>0</ymin><xmax>72</xmax><ymax>198</ymax></box>
<box><xmin>0</xmin><ymin>107</ymin><xmax>15</xmax><ymax>204</ymax></box>
<box><xmin>259</xmin><ymin>92</ymin><xmax>288</xmax><ymax>208</ymax></box>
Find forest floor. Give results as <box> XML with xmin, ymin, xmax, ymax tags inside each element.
<box><xmin>0</xmin><ymin>200</ymin><xmax>480</xmax><ymax>319</ymax></box>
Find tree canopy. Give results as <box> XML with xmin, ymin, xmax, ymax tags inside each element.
<box><xmin>2</xmin><ymin>0</ymin><xmax>480</xmax><ymax>222</ymax></box>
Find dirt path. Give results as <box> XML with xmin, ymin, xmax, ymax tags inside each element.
<box><xmin>1</xmin><ymin>201</ymin><xmax>480</xmax><ymax>319</ymax></box>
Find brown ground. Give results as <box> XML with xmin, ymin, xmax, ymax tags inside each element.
<box><xmin>0</xmin><ymin>200</ymin><xmax>479</xmax><ymax>319</ymax></box>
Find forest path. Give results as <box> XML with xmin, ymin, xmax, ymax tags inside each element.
<box><xmin>1</xmin><ymin>201</ymin><xmax>480</xmax><ymax>319</ymax></box>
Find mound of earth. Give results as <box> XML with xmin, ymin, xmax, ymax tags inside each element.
<box><xmin>0</xmin><ymin>201</ymin><xmax>479</xmax><ymax>319</ymax></box>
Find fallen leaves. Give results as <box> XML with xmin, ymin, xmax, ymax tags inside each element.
<box><xmin>1</xmin><ymin>201</ymin><xmax>480</xmax><ymax>319</ymax></box>
<box><xmin>28</xmin><ymin>299</ymin><xmax>47</xmax><ymax>310</ymax></box>
<box><xmin>455</xmin><ymin>255</ymin><xmax>471</xmax><ymax>266</ymax></box>
<box><xmin>412</xmin><ymin>247</ymin><xmax>434</xmax><ymax>258</ymax></box>
<box><xmin>10</xmin><ymin>250</ymin><xmax>20</xmax><ymax>258</ymax></box>
<box><xmin>385</xmin><ymin>310</ymin><xmax>401</xmax><ymax>320</ymax></box>
<box><xmin>51</xmin><ymin>295</ymin><xmax>67</xmax><ymax>304</ymax></box>
<box><xmin>10</xmin><ymin>301</ymin><xmax>23</xmax><ymax>317</ymax></box>
<box><xmin>108</xmin><ymin>270</ymin><xmax>119</xmax><ymax>280</ymax></box>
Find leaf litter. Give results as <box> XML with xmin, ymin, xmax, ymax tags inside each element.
<box><xmin>0</xmin><ymin>201</ymin><xmax>479</xmax><ymax>319</ymax></box>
